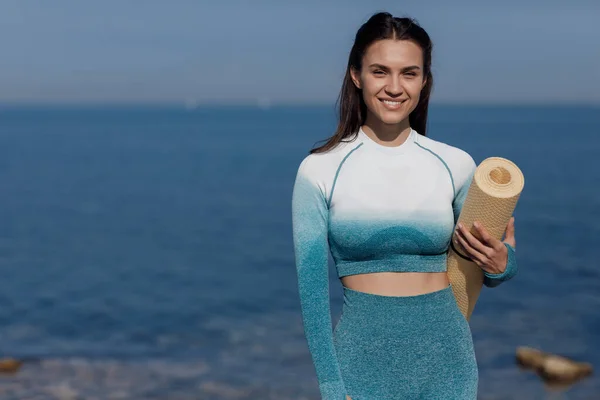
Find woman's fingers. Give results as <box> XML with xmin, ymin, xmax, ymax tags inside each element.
<box><xmin>455</xmin><ymin>235</ymin><xmax>483</xmax><ymax>265</ymax></box>
<box><xmin>458</xmin><ymin>224</ymin><xmax>494</xmax><ymax>256</ymax></box>
<box><xmin>455</xmin><ymin>227</ymin><xmax>487</xmax><ymax>265</ymax></box>
<box><xmin>472</xmin><ymin>221</ymin><xmax>504</xmax><ymax>251</ymax></box>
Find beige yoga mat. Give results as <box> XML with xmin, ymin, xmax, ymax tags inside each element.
<box><xmin>448</xmin><ymin>157</ymin><xmax>525</xmax><ymax>320</ymax></box>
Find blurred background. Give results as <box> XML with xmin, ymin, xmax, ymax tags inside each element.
<box><xmin>0</xmin><ymin>1</ymin><xmax>599</xmax><ymax>399</ymax></box>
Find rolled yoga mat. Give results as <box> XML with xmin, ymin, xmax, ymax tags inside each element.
<box><xmin>448</xmin><ymin>157</ymin><xmax>525</xmax><ymax>320</ymax></box>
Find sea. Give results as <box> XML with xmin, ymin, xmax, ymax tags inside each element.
<box><xmin>0</xmin><ymin>104</ymin><xmax>598</xmax><ymax>399</ymax></box>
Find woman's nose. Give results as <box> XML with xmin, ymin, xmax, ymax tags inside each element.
<box><xmin>385</xmin><ymin>76</ymin><xmax>403</xmax><ymax>96</ymax></box>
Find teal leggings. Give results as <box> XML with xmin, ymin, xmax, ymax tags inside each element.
<box><xmin>333</xmin><ymin>285</ymin><xmax>478</xmax><ymax>399</ymax></box>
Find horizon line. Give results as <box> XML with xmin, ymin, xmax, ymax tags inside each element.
<box><xmin>0</xmin><ymin>99</ymin><xmax>599</xmax><ymax>109</ymax></box>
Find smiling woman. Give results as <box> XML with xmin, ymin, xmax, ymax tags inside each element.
<box><xmin>350</xmin><ymin>40</ymin><xmax>427</xmax><ymax>129</ymax></box>
<box><xmin>291</xmin><ymin>11</ymin><xmax>518</xmax><ymax>400</ymax></box>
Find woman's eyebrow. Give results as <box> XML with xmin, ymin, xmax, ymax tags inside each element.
<box><xmin>367</xmin><ymin>63</ymin><xmax>421</xmax><ymax>72</ymax></box>
<box><xmin>368</xmin><ymin>63</ymin><xmax>390</xmax><ymax>70</ymax></box>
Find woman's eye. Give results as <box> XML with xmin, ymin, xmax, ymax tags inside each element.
<box><xmin>405</xmin><ymin>72</ymin><xmax>417</xmax><ymax>77</ymax></box>
<box><xmin>373</xmin><ymin>70</ymin><xmax>385</xmax><ymax>75</ymax></box>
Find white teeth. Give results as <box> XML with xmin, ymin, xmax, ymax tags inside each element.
<box><xmin>383</xmin><ymin>100</ymin><xmax>402</xmax><ymax>106</ymax></box>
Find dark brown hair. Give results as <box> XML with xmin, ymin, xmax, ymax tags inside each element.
<box><xmin>311</xmin><ymin>12</ymin><xmax>434</xmax><ymax>154</ymax></box>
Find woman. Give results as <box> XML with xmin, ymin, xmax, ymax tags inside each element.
<box><xmin>291</xmin><ymin>12</ymin><xmax>518</xmax><ymax>400</ymax></box>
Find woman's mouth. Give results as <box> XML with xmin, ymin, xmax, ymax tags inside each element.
<box><xmin>379</xmin><ymin>98</ymin><xmax>405</xmax><ymax>111</ymax></box>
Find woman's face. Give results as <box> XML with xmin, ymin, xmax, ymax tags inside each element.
<box><xmin>351</xmin><ymin>39</ymin><xmax>427</xmax><ymax>127</ymax></box>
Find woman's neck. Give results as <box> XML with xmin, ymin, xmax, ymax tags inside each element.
<box><xmin>361</xmin><ymin>116</ymin><xmax>412</xmax><ymax>148</ymax></box>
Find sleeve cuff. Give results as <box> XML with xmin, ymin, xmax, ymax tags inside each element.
<box><xmin>483</xmin><ymin>243</ymin><xmax>517</xmax><ymax>288</ymax></box>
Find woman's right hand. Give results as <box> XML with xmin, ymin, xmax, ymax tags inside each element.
<box><xmin>346</xmin><ymin>396</ymin><xmax>352</xmax><ymax>400</ymax></box>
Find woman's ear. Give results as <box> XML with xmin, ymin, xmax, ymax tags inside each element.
<box><xmin>350</xmin><ymin>67</ymin><xmax>362</xmax><ymax>89</ymax></box>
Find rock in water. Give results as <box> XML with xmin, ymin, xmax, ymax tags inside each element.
<box><xmin>515</xmin><ymin>346</ymin><xmax>593</xmax><ymax>386</ymax></box>
<box><xmin>541</xmin><ymin>354</ymin><xmax>593</xmax><ymax>383</ymax></box>
<box><xmin>516</xmin><ymin>346</ymin><xmax>547</xmax><ymax>370</ymax></box>
<box><xmin>0</xmin><ymin>358</ymin><xmax>23</xmax><ymax>374</ymax></box>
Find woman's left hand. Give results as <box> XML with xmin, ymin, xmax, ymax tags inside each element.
<box><xmin>454</xmin><ymin>217</ymin><xmax>516</xmax><ymax>274</ymax></box>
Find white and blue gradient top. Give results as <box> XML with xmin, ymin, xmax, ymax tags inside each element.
<box><xmin>291</xmin><ymin>127</ymin><xmax>517</xmax><ymax>399</ymax></box>
<box><xmin>294</xmin><ymin>127</ymin><xmax>476</xmax><ymax>278</ymax></box>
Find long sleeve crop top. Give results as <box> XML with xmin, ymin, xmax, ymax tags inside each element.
<box><xmin>291</xmin><ymin>127</ymin><xmax>518</xmax><ymax>399</ymax></box>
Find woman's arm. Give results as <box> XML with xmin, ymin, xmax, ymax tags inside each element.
<box><xmin>292</xmin><ymin>158</ymin><xmax>347</xmax><ymax>400</ymax></box>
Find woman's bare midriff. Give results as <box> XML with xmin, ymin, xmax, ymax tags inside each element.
<box><xmin>340</xmin><ymin>271</ymin><xmax>449</xmax><ymax>297</ymax></box>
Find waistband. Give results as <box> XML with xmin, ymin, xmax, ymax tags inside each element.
<box><xmin>341</xmin><ymin>284</ymin><xmax>456</xmax><ymax>311</ymax></box>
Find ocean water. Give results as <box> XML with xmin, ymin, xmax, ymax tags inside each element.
<box><xmin>0</xmin><ymin>104</ymin><xmax>598</xmax><ymax>399</ymax></box>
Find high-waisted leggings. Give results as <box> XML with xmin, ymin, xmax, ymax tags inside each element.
<box><xmin>333</xmin><ymin>285</ymin><xmax>478</xmax><ymax>399</ymax></box>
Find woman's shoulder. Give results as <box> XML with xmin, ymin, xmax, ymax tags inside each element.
<box><xmin>296</xmin><ymin>138</ymin><xmax>361</xmax><ymax>180</ymax></box>
<box><xmin>415</xmin><ymin>133</ymin><xmax>476</xmax><ymax>172</ymax></box>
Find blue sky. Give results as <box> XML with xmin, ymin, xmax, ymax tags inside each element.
<box><xmin>1</xmin><ymin>0</ymin><xmax>598</xmax><ymax>105</ymax></box>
